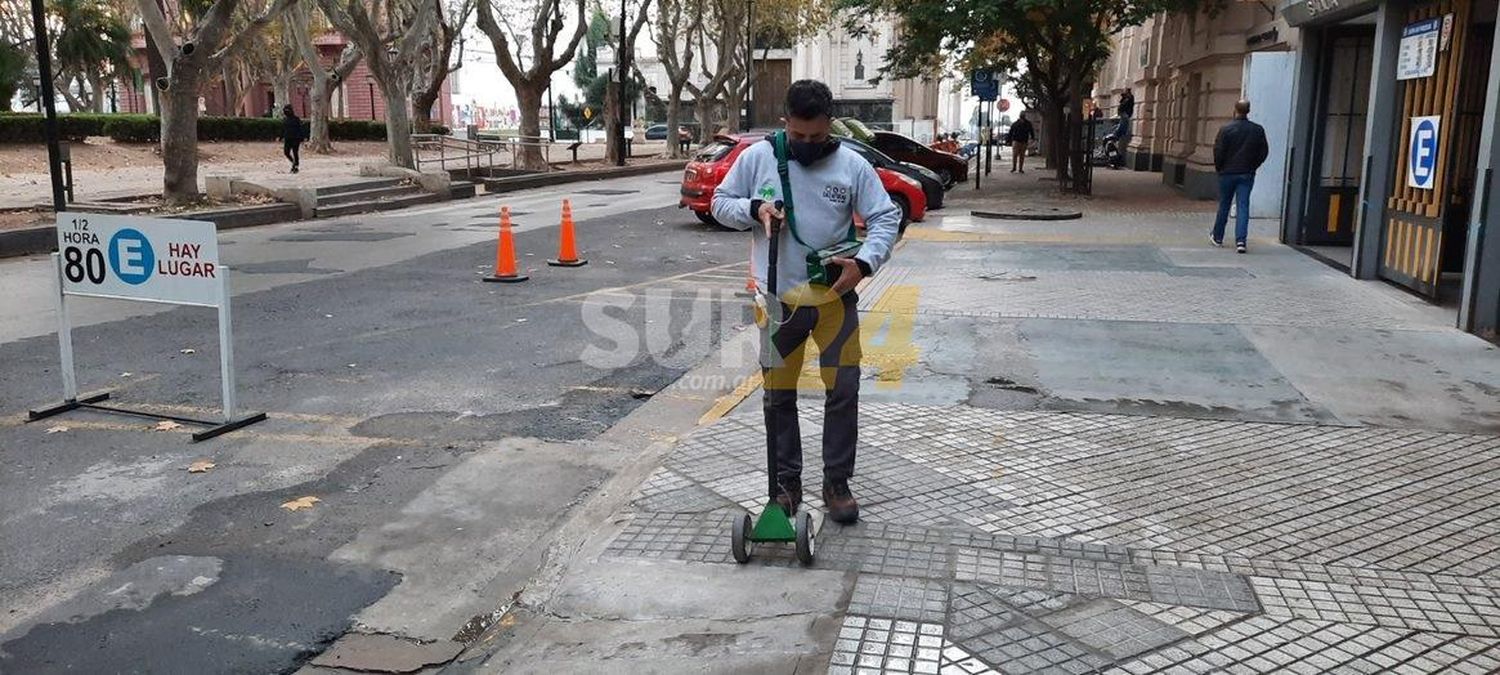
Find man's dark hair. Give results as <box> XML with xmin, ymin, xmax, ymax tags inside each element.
<box><xmin>785</xmin><ymin>79</ymin><xmax>834</xmax><ymax>120</ymax></box>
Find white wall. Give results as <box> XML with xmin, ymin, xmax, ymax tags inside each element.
<box><xmin>1242</xmin><ymin>52</ymin><xmax>1296</xmax><ymax>218</ymax></box>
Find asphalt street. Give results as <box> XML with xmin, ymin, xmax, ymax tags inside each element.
<box><xmin>0</xmin><ymin>170</ymin><xmax>756</xmax><ymax>672</ymax></box>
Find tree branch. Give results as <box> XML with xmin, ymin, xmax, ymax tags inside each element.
<box><xmin>207</xmin><ymin>0</ymin><xmax>301</xmax><ymax>72</ymax></box>
<box><xmin>135</xmin><ymin>0</ymin><xmax>177</xmax><ymax>75</ymax></box>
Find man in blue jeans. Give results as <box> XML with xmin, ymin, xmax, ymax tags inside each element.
<box><xmin>1211</xmin><ymin>100</ymin><xmax>1270</xmax><ymax>253</ymax></box>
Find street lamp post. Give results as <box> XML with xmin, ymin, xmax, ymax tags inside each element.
<box><xmin>28</xmin><ymin>0</ymin><xmax>66</xmax><ymax>212</ymax></box>
<box><xmin>616</xmin><ymin>1</ymin><xmax>628</xmax><ymax>167</ymax></box>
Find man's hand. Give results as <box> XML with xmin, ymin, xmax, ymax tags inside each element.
<box><xmin>828</xmin><ymin>257</ymin><xmax>864</xmax><ymax>296</ymax></box>
<box><xmin>757</xmin><ymin>201</ymin><xmax>784</xmax><ymax>238</ymax></box>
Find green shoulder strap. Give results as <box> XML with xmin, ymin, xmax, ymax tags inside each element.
<box><xmin>770</xmin><ymin>130</ymin><xmax>812</xmax><ymax>249</ymax></box>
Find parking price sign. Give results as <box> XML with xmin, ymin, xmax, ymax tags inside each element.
<box><xmin>58</xmin><ymin>213</ymin><xmax>222</xmax><ymax>306</ymax></box>
<box><xmin>31</xmin><ymin>212</ymin><xmax>265</xmax><ymax>441</ymax></box>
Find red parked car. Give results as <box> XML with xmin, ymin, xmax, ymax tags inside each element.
<box><xmin>680</xmin><ymin>134</ymin><xmax>926</xmax><ymax>232</ymax></box>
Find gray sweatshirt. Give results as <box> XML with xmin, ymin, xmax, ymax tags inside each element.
<box><xmin>711</xmin><ymin>138</ymin><xmax>901</xmax><ymax>306</ymax></box>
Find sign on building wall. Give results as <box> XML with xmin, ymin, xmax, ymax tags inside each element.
<box><xmin>1397</xmin><ymin>19</ymin><xmax>1441</xmax><ymax>80</ymax></box>
<box><xmin>1407</xmin><ymin>115</ymin><xmax>1441</xmax><ymax>190</ymax></box>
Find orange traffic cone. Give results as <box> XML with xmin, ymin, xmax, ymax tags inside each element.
<box><xmin>484</xmin><ymin>206</ymin><xmax>529</xmax><ymax>283</ymax></box>
<box><xmin>548</xmin><ymin>199</ymin><xmax>588</xmax><ymax>267</ymax></box>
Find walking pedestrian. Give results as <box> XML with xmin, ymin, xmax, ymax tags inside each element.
<box><xmin>280</xmin><ymin>105</ymin><xmax>304</xmax><ymax>174</ymax></box>
<box><xmin>710</xmin><ymin>79</ymin><xmax>901</xmax><ymax>525</ymax></box>
<box><xmin>1210</xmin><ymin>100</ymin><xmax>1270</xmax><ymax>253</ymax></box>
<box><xmin>1008</xmin><ymin>115</ymin><xmax>1034</xmax><ymax>174</ymax></box>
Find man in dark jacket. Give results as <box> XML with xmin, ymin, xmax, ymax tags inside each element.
<box><xmin>1211</xmin><ymin>100</ymin><xmax>1270</xmax><ymax>253</ymax></box>
<box><xmin>280</xmin><ymin>105</ymin><xmax>304</xmax><ymax>174</ymax></box>
<box><xmin>1008</xmin><ymin>116</ymin><xmax>1034</xmax><ymax>174</ymax></box>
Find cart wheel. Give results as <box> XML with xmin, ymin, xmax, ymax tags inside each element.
<box><xmin>731</xmin><ymin>512</ymin><xmax>753</xmax><ymax>564</ymax></box>
<box><xmin>795</xmin><ymin>510</ymin><xmax>816</xmax><ymax>566</ymax></box>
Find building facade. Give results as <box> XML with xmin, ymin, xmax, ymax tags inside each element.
<box><xmin>1099</xmin><ymin>0</ymin><xmax>1500</xmax><ymax>341</ymax></box>
<box><xmin>1281</xmin><ymin>0</ymin><xmax>1500</xmax><ymax>339</ymax></box>
<box><xmin>1095</xmin><ymin>3</ymin><xmax>1296</xmax><ymax>208</ymax></box>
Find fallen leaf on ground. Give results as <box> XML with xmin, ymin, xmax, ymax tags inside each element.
<box><xmin>187</xmin><ymin>460</ymin><xmax>216</xmax><ymax>473</ymax></box>
<box><xmin>281</xmin><ymin>496</ymin><xmax>320</xmax><ymax>511</ymax></box>
<box><xmin>179</xmin><ymin>348</ymin><xmax>196</xmax><ymax>355</ymax></box>
<box><xmin>154</xmin><ymin>420</ymin><xmax>183</xmax><ymax>431</ymax></box>
<box><xmin>45</xmin><ymin>425</ymin><xmax>68</xmax><ymax>434</ymax></box>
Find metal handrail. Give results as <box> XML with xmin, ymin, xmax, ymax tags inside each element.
<box><xmin>413</xmin><ymin>132</ymin><xmax>557</xmax><ymax>172</ymax></box>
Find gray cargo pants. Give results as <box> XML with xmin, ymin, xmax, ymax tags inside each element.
<box><xmin>761</xmin><ymin>292</ymin><xmax>861</xmax><ymax>484</ymax></box>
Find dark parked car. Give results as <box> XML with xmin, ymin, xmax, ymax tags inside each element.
<box><xmin>646</xmin><ymin>123</ymin><xmax>697</xmax><ymax>141</ymax></box>
<box><xmin>842</xmin><ymin>137</ymin><xmax>944</xmax><ymax>211</ymax></box>
<box><xmin>870</xmin><ymin>130</ymin><xmax>968</xmax><ymax>188</ymax></box>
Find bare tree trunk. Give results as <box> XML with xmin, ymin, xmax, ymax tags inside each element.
<box><xmin>665</xmin><ymin>82</ymin><xmax>686</xmax><ymax>158</ymax></box>
<box><xmin>307</xmin><ymin>73</ymin><xmax>335</xmax><ymax>152</ymax></box>
<box><xmin>1066</xmin><ymin>75</ymin><xmax>1087</xmax><ymax>193</ymax></box>
<box><xmin>1042</xmin><ymin>101</ymin><xmax>1066</xmax><ymax>186</ymax></box>
<box><xmin>383</xmin><ymin>89</ymin><xmax>414</xmax><ymax>167</ymax></box>
<box><xmin>515</xmin><ymin>82</ymin><xmax>547</xmax><ymax>170</ymax></box>
<box><xmin>725</xmin><ymin>79</ymin><xmax>744</xmax><ymax>132</ymax></box>
<box><xmin>272</xmin><ymin>73</ymin><xmax>291</xmax><ymax>116</ymax></box>
<box><xmin>89</xmin><ymin>75</ymin><xmax>105</xmax><ymax>112</ymax></box>
<box><xmin>693</xmin><ymin>92</ymin><xmax>718</xmax><ymax>144</ymax></box>
<box><xmin>161</xmin><ymin>71</ymin><xmax>204</xmax><ymax>203</ymax></box>
<box><xmin>412</xmin><ymin>93</ymin><xmax>438</xmax><ymax>133</ymax></box>
<box><xmin>605</xmin><ymin>76</ymin><xmax>623</xmax><ymax>164</ymax></box>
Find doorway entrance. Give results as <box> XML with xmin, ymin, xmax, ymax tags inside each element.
<box><xmin>1300</xmin><ymin>26</ymin><xmax>1375</xmax><ymax>258</ymax></box>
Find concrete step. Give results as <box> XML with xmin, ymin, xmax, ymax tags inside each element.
<box><xmin>449</xmin><ymin>181</ymin><xmax>477</xmax><ymax>200</ymax></box>
<box><xmin>316</xmin><ymin>183</ymin><xmax>426</xmax><ymax>207</ymax></box>
<box><xmin>313</xmin><ymin>178</ymin><xmax>407</xmax><ymax>197</ymax></box>
<box><xmin>313</xmin><ymin>191</ymin><xmax>443</xmax><ymax>219</ymax></box>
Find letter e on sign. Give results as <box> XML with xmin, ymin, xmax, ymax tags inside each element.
<box><xmin>1407</xmin><ymin>116</ymin><xmax>1440</xmax><ymax>190</ymax></box>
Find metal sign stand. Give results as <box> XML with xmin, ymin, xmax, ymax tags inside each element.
<box><xmin>28</xmin><ymin>255</ymin><xmax>267</xmax><ymax>442</ymax></box>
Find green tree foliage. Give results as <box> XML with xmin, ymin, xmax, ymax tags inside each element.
<box><xmin>49</xmin><ymin>0</ymin><xmax>133</xmax><ymax>111</ymax></box>
<box><xmin>840</xmin><ymin>0</ymin><xmax>1216</xmax><ymax>190</ymax></box>
<box><xmin>0</xmin><ymin>39</ymin><xmax>25</xmax><ymax>112</ymax></box>
<box><xmin>573</xmin><ymin>8</ymin><xmax>609</xmax><ymax>91</ymax></box>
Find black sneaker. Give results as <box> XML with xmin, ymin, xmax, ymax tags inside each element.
<box><xmin>1210</xmin><ymin>236</ymin><xmax>1223</xmax><ymax>248</ymax></box>
<box><xmin>775</xmin><ymin>476</ymin><xmax>802</xmax><ymax>516</ymax></box>
<box><xmin>823</xmin><ymin>479</ymin><xmax>860</xmax><ymax>524</ymax></box>
<box><xmin>1236</xmin><ymin>242</ymin><xmax>1247</xmax><ymax>254</ymax></box>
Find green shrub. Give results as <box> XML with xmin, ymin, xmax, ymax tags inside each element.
<box><xmin>0</xmin><ymin>112</ymin><xmax>447</xmax><ymax>144</ymax></box>
<box><xmin>100</xmin><ymin>114</ymin><xmax>158</xmax><ymax>143</ymax></box>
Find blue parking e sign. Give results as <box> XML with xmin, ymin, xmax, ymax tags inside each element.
<box><xmin>971</xmin><ymin>70</ymin><xmax>999</xmax><ymax>101</ymax></box>
<box><xmin>1407</xmin><ymin>115</ymin><xmax>1441</xmax><ymax>190</ymax></box>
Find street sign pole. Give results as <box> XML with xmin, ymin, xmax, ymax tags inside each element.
<box><xmin>29</xmin><ymin>0</ymin><xmax>67</xmax><ymax>212</ymax></box>
<box><xmin>28</xmin><ymin>213</ymin><xmax>266</xmax><ymax>441</ymax></box>
<box><xmin>217</xmin><ymin>269</ymin><xmax>237</xmax><ymax>422</ymax></box>
<box><xmin>52</xmin><ymin>253</ymin><xmax>78</xmax><ymax>401</ymax></box>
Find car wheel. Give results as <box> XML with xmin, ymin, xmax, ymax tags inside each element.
<box><xmin>695</xmin><ymin>211</ymin><xmax>721</xmax><ymax>227</ymax></box>
<box><xmin>890</xmin><ymin>193</ymin><xmax>910</xmax><ymax>234</ymax></box>
<box><xmin>937</xmin><ymin>168</ymin><xmax>954</xmax><ymax>188</ymax></box>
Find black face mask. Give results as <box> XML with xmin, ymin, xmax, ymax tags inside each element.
<box><xmin>789</xmin><ymin>138</ymin><xmax>840</xmax><ymax>166</ymax></box>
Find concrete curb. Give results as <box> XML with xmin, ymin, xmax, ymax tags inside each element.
<box><xmin>0</xmin><ymin>203</ymin><xmax>302</xmax><ymax>259</ymax></box>
<box><xmin>971</xmin><ymin>206</ymin><xmax>1083</xmax><ymax>221</ymax></box>
<box><xmin>0</xmin><ymin>225</ymin><xmax>55</xmax><ymax>259</ymax></box>
<box><xmin>482</xmin><ymin>161</ymin><xmax>687</xmax><ymax>195</ymax></box>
